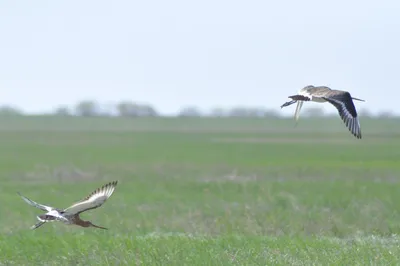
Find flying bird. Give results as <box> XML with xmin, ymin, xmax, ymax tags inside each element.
<box><xmin>281</xmin><ymin>85</ymin><xmax>365</xmax><ymax>139</ymax></box>
<box><xmin>18</xmin><ymin>180</ymin><xmax>118</xmax><ymax>230</ymax></box>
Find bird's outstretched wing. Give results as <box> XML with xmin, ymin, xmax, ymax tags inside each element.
<box><xmin>17</xmin><ymin>192</ymin><xmax>54</xmax><ymax>212</ymax></box>
<box><xmin>323</xmin><ymin>92</ymin><xmax>362</xmax><ymax>139</ymax></box>
<box><xmin>63</xmin><ymin>181</ymin><xmax>118</xmax><ymax>215</ymax></box>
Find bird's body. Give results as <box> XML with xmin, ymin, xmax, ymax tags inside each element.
<box><xmin>281</xmin><ymin>85</ymin><xmax>365</xmax><ymax>139</ymax></box>
<box><xmin>18</xmin><ymin>180</ymin><xmax>118</xmax><ymax>230</ymax></box>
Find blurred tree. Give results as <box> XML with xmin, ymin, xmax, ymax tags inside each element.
<box><xmin>138</xmin><ymin>104</ymin><xmax>158</xmax><ymax>117</ymax></box>
<box><xmin>116</xmin><ymin>101</ymin><xmax>136</xmax><ymax>116</ymax></box>
<box><xmin>302</xmin><ymin>107</ymin><xmax>325</xmax><ymax>117</ymax></box>
<box><xmin>75</xmin><ymin>100</ymin><xmax>99</xmax><ymax>117</ymax></box>
<box><xmin>54</xmin><ymin>106</ymin><xmax>70</xmax><ymax>116</ymax></box>
<box><xmin>377</xmin><ymin>110</ymin><xmax>394</xmax><ymax>118</ymax></box>
<box><xmin>264</xmin><ymin>109</ymin><xmax>280</xmax><ymax>118</ymax></box>
<box><xmin>228</xmin><ymin>107</ymin><xmax>249</xmax><ymax>117</ymax></box>
<box><xmin>178</xmin><ymin>106</ymin><xmax>202</xmax><ymax>117</ymax></box>
<box><xmin>358</xmin><ymin>108</ymin><xmax>372</xmax><ymax>118</ymax></box>
<box><xmin>228</xmin><ymin>107</ymin><xmax>267</xmax><ymax>117</ymax></box>
<box><xmin>0</xmin><ymin>105</ymin><xmax>23</xmax><ymax>116</ymax></box>
<box><xmin>116</xmin><ymin>101</ymin><xmax>158</xmax><ymax>117</ymax></box>
<box><xmin>209</xmin><ymin>107</ymin><xmax>227</xmax><ymax>117</ymax></box>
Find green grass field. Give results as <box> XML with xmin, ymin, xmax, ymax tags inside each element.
<box><xmin>0</xmin><ymin>116</ymin><xmax>400</xmax><ymax>265</ymax></box>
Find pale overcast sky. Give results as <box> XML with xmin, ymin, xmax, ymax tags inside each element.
<box><xmin>1</xmin><ymin>0</ymin><xmax>399</xmax><ymax>115</ymax></box>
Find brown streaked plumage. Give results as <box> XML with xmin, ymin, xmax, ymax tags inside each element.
<box><xmin>18</xmin><ymin>181</ymin><xmax>118</xmax><ymax>230</ymax></box>
<box><xmin>281</xmin><ymin>85</ymin><xmax>365</xmax><ymax>139</ymax></box>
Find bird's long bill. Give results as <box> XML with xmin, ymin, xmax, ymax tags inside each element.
<box><xmin>91</xmin><ymin>223</ymin><xmax>108</xmax><ymax>230</ymax></box>
<box><xmin>294</xmin><ymin>101</ymin><xmax>304</xmax><ymax>122</ymax></box>
<box><xmin>352</xmin><ymin>97</ymin><xmax>365</xmax><ymax>102</ymax></box>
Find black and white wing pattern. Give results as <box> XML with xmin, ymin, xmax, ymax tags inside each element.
<box><xmin>63</xmin><ymin>181</ymin><xmax>118</xmax><ymax>215</ymax></box>
<box><xmin>17</xmin><ymin>192</ymin><xmax>55</xmax><ymax>212</ymax></box>
<box><xmin>323</xmin><ymin>92</ymin><xmax>362</xmax><ymax>139</ymax></box>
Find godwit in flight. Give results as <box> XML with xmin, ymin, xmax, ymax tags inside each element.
<box><xmin>18</xmin><ymin>180</ymin><xmax>118</xmax><ymax>230</ymax></box>
<box><xmin>281</xmin><ymin>85</ymin><xmax>365</xmax><ymax>139</ymax></box>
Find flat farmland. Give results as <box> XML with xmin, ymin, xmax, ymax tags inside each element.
<box><xmin>0</xmin><ymin>116</ymin><xmax>400</xmax><ymax>265</ymax></box>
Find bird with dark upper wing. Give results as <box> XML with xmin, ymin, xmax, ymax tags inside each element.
<box><xmin>281</xmin><ymin>85</ymin><xmax>365</xmax><ymax>139</ymax></box>
<box><xmin>18</xmin><ymin>180</ymin><xmax>118</xmax><ymax>230</ymax></box>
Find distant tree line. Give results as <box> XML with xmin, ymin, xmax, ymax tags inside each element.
<box><xmin>0</xmin><ymin>100</ymin><xmax>397</xmax><ymax>118</ymax></box>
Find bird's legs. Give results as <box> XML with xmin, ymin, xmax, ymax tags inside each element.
<box><xmin>294</xmin><ymin>101</ymin><xmax>304</xmax><ymax>124</ymax></box>
<box><xmin>31</xmin><ymin>221</ymin><xmax>46</xmax><ymax>230</ymax></box>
